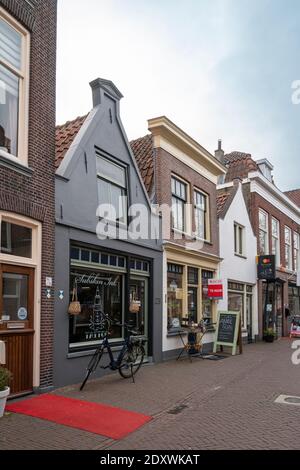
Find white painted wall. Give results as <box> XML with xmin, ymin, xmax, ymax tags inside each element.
<box><xmin>218</xmin><ymin>184</ymin><xmax>258</xmax><ymax>339</ymax></box>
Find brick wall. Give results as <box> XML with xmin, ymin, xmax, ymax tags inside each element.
<box><xmin>154</xmin><ymin>147</ymin><xmax>219</xmax><ymax>257</ymax></box>
<box><xmin>0</xmin><ymin>0</ymin><xmax>57</xmax><ymax>388</ymax></box>
<box><xmin>251</xmin><ymin>192</ymin><xmax>300</xmax><ymax>269</ymax></box>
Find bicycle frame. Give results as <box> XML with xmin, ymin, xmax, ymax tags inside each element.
<box><xmin>101</xmin><ymin>335</ymin><xmax>130</xmax><ymax>371</ymax></box>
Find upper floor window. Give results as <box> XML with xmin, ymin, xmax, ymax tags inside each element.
<box><xmin>271</xmin><ymin>217</ymin><xmax>280</xmax><ymax>266</ymax></box>
<box><xmin>294</xmin><ymin>232</ymin><xmax>300</xmax><ymax>272</ymax></box>
<box><xmin>96</xmin><ymin>154</ymin><xmax>127</xmax><ymax>225</ymax></box>
<box><xmin>194</xmin><ymin>189</ymin><xmax>209</xmax><ymax>241</ymax></box>
<box><xmin>259</xmin><ymin>209</ymin><xmax>269</xmax><ymax>255</ymax></box>
<box><xmin>171</xmin><ymin>176</ymin><xmax>187</xmax><ymax>232</ymax></box>
<box><xmin>0</xmin><ymin>9</ymin><xmax>30</xmax><ymax>163</ymax></box>
<box><xmin>285</xmin><ymin>226</ymin><xmax>292</xmax><ymax>270</ymax></box>
<box><xmin>234</xmin><ymin>223</ymin><xmax>245</xmax><ymax>256</ymax></box>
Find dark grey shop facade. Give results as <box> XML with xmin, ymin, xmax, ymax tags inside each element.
<box><xmin>53</xmin><ymin>78</ymin><xmax>163</xmax><ymax>388</ymax></box>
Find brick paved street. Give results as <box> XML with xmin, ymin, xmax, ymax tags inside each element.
<box><xmin>1</xmin><ymin>339</ymin><xmax>300</xmax><ymax>450</ymax></box>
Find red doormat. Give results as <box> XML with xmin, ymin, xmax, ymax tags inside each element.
<box><xmin>6</xmin><ymin>394</ymin><xmax>152</xmax><ymax>440</ymax></box>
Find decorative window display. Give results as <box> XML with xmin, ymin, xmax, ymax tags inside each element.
<box><xmin>69</xmin><ymin>268</ymin><xmax>124</xmax><ymax>349</ymax></box>
<box><xmin>202</xmin><ymin>270</ymin><xmax>214</xmax><ymax>322</ymax></box>
<box><xmin>167</xmin><ymin>263</ymin><xmax>183</xmax><ymax>330</ymax></box>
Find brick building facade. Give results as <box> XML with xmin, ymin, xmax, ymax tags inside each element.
<box><xmin>131</xmin><ymin>117</ymin><xmax>226</xmax><ymax>357</ymax></box>
<box><xmin>0</xmin><ymin>0</ymin><xmax>57</xmax><ymax>395</ymax></box>
<box><xmin>216</xmin><ymin>147</ymin><xmax>300</xmax><ymax>339</ymax></box>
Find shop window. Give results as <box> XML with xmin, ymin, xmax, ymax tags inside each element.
<box><xmin>228</xmin><ymin>291</ymin><xmax>245</xmax><ymax>328</ymax></box>
<box><xmin>0</xmin><ymin>221</ymin><xmax>32</xmax><ymax>258</ymax></box>
<box><xmin>0</xmin><ymin>11</ymin><xmax>30</xmax><ymax>163</ymax></box>
<box><xmin>188</xmin><ymin>267</ymin><xmax>198</xmax><ymax>285</ymax></box>
<box><xmin>70</xmin><ymin>246</ymin><xmax>126</xmax><ymax>270</ymax></box>
<box><xmin>259</xmin><ymin>209</ymin><xmax>269</xmax><ymax>255</ymax></box>
<box><xmin>171</xmin><ymin>176</ymin><xmax>187</xmax><ymax>232</ymax></box>
<box><xmin>194</xmin><ymin>190</ymin><xmax>209</xmax><ymax>241</ymax></box>
<box><xmin>96</xmin><ymin>154</ymin><xmax>127</xmax><ymax>225</ymax></box>
<box><xmin>101</xmin><ymin>253</ymin><xmax>109</xmax><ymax>265</ymax></box>
<box><xmin>202</xmin><ymin>270</ymin><xmax>214</xmax><ymax>323</ymax></box>
<box><xmin>187</xmin><ymin>267</ymin><xmax>199</xmax><ymax>323</ymax></box>
<box><xmin>91</xmin><ymin>251</ymin><xmax>99</xmax><ymax>264</ymax></box>
<box><xmin>167</xmin><ymin>263</ymin><xmax>183</xmax><ymax>330</ymax></box>
<box><xmin>69</xmin><ymin>269</ymin><xmax>124</xmax><ymax>348</ymax></box>
<box><xmin>70</xmin><ymin>247</ymin><xmax>80</xmax><ymax>260</ymax></box>
<box><xmin>81</xmin><ymin>249</ymin><xmax>90</xmax><ymax>262</ymax></box>
<box><xmin>130</xmin><ymin>258</ymin><xmax>150</xmax><ymax>273</ymax></box>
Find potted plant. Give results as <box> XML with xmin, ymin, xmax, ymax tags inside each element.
<box><xmin>264</xmin><ymin>328</ymin><xmax>276</xmax><ymax>343</ymax></box>
<box><xmin>0</xmin><ymin>367</ymin><xmax>11</xmax><ymax>418</ymax></box>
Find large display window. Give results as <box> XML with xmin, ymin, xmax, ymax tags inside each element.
<box><xmin>69</xmin><ymin>268</ymin><xmax>124</xmax><ymax>348</ymax></box>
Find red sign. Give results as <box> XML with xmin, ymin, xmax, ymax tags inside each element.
<box><xmin>208</xmin><ymin>279</ymin><xmax>224</xmax><ymax>299</ymax></box>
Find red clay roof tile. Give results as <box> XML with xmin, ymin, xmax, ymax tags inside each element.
<box><xmin>130</xmin><ymin>134</ymin><xmax>154</xmax><ymax>193</ymax></box>
<box><xmin>285</xmin><ymin>189</ymin><xmax>300</xmax><ymax>208</ymax></box>
<box><xmin>55</xmin><ymin>115</ymin><xmax>87</xmax><ymax>169</ymax></box>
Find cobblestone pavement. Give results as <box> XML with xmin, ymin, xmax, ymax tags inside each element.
<box><xmin>1</xmin><ymin>339</ymin><xmax>300</xmax><ymax>450</ymax></box>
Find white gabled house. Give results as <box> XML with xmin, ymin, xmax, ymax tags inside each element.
<box><xmin>217</xmin><ymin>180</ymin><xmax>258</xmax><ymax>342</ymax></box>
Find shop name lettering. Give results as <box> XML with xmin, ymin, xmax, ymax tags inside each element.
<box><xmin>74</xmin><ymin>274</ymin><xmax>117</xmax><ymax>287</ymax></box>
<box><xmin>99</xmin><ymin>454</ymin><xmax>201</xmax><ymax>467</ymax></box>
<box><xmin>85</xmin><ymin>331</ymin><xmax>106</xmax><ymax>341</ymax></box>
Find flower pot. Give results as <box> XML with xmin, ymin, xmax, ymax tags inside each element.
<box><xmin>0</xmin><ymin>387</ymin><xmax>10</xmax><ymax>418</ymax></box>
<box><xmin>265</xmin><ymin>335</ymin><xmax>274</xmax><ymax>343</ymax></box>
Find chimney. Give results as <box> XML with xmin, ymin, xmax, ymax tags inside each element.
<box><xmin>89</xmin><ymin>78</ymin><xmax>123</xmax><ymax>108</ymax></box>
<box><xmin>215</xmin><ymin>139</ymin><xmax>225</xmax><ymax>164</ymax></box>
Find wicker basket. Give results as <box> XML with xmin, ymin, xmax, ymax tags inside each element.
<box><xmin>68</xmin><ymin>287</ymin><xmax>81</xmax><ymax>316</ymax></box>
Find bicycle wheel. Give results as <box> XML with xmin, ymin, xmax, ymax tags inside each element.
<box><xmin>118</xmin><ymin>343</ymin><xmax>145</xmax><ymax>379</ymax></box>
<box><xmin>80</xmin><ymin>344</ymin><xmax>104</xmax><ymax>390</ymax></box>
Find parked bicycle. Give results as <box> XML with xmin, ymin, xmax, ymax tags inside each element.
<box><xmin>80</xmin><ymin>315</ymin><xmax>147</xmax><ymax>391</ymax></box>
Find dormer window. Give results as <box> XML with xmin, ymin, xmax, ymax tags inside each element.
<box><xmin>256</xmin><ymin>159</ymin><xmax>274</xmax><ymax>183</ymax></box>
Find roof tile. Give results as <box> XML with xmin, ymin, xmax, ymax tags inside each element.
<box><xmin>55</xmin><ymin>115</ymin><xmax>87</xmax><ymax>169</ymax></box>
<box><xmin>130</xmin><ymin>135</ymin><xmax>154</xmax><ymax>193</ymax></box>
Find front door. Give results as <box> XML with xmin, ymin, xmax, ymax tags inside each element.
<box><xmin>0</xmin><ymin>264</ymin><xmax>34</xmax><ymax>396</ymax></box>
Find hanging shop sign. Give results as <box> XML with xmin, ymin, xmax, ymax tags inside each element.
<box><xmin>208</xmin><ymin>279</ymin><xmax>224</xmax><ymax>299</ymax></box>
<box><xmin>257</xmin><ymin>255</ymin><xmax>276</xmax><ymax>280</ymax></box>
<box><xmin>213</xmin><ymin>311</ymin><xmax>241</xmax><ymax>356</ymax></box>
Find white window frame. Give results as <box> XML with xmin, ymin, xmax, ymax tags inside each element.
<box><xmin>234</xmin><ymin>222</ymin><xmax>245</xmax><ymax>256</ymax></box>
<box><xmin>0</xmin><ymin>7</ymin><xmax>30</xmax><ymax>165</ymax></box>
<box><xmin>171</xmin><ymin>175</ymin><xmax>189</xmax><ymax>234</ymax></box>
<box><xmin>194</xmin><ymin>188</ymin><xmax>210</xmax><ymax>242</ymax></box>
<box><xmin>271</xmin><ymin>217</ymin><xmax>280</xmax><ymax>266</ymax></box>
<box><xmin>96</xmin><ymin>154</ymin><xmax>128</xmax><ymax>226</ymax></box>
<box><xmin>285</xmin><ymin>226</ymin><xmax>292</xmax><ymax>271</ymax></box>
<box><xmin>294</xmin><ymin>232</ymin><xmax>300</xmax><ymax>272</ymax></box>
<box><xmin>259</xmin><ymin>209</ymin><xmax>269</xmax><ymax>255</ymax></box>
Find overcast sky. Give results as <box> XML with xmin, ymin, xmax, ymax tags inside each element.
<box><xmin>57</xmin><ymin>0</ymin><xmax>300</xmax><ymax>191</ymax></box>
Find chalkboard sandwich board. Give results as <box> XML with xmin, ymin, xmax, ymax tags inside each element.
<box><xmin>213</xmin><ymin>311</ymin><xmax>241</xmax><ymax>356</ymax></box>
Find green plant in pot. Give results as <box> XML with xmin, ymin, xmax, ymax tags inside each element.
<box><xmin>0</xmin><ymin>367</ymin><xmax>11</xmax><ymax>418</ymax></box>
<box><xmin>263</xmin><ymin>327</ymin><xmax>276</xmax><ymax>343</ymax></box>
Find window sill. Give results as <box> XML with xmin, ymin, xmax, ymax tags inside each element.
<box><xmin>0</xmin><ymin>150</ymin><xmax>33</xmax><ymax>177</ymax></box>
<box><xmin>234</xmin><ymin>253</ymin><xmax>247</xmax><ymax>259</ymax></box>
<box><xmin>167</xmin><ymin>329</ymin><xmax>187</xmax><ymax>337</ymax></box>
<box><xmin>67</xmin><ymin>344</ymin><xmax>123</xmax><ymax>359</ymax></box>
